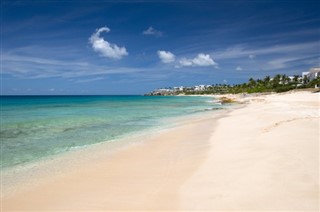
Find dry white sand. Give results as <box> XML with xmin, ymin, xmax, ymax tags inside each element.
<box><xmin>181</xmin><ymin>91</ymin><xmax>319</xmax><ymax>211</ymax></box>
<box><xmin>2</xmin><ymin>91</ymin><xmax>319</xmax><ymax>211</ymax></box>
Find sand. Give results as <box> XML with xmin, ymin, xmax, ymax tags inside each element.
<box><xmin>2</xmin><ymin>91</ymin><xmax>319</xmax><ymax>211</ymax></box>
<box><xmin>181</xmin><ymin>91</ymin><xmax>319</xmax><ymax>211</ymax></box>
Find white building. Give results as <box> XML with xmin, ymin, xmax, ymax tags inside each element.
<box><xmin>199</xmin><ymin>85</ymin><xmax>206</xmax><ymax>90</ymax></box>
<box><xmin>288</xmin><ymin>76</ymin><xmax>295</xmax><ymax>82</ymax></box>
<box><xmin>194</xmin><ymin>86</ymin><xmax>200</xmax><ymax>91</ymax></box>
<box><xmin>173</xmin><ymin>86</ymin><xmax>185</xmax><ymax>91</ymax></box>
<box><xmin>194</xmin><ymin>85</ymin><xmax>206</xmax><ymax>91</ymax></box>
<box><xmin>302</xmin><ymin>71</ymin><xmax>310</xmax><ymax>78</ymax></box>
<box><xmin>303</xmin><ymin>67</ymin><xmax>320</xmax><ymax>80</ymax></box>
<box><xmin>308</xmin><ymin>67</ymin><xmax>320</xmax><ymax>80</ymax></box>
<box><xmin>302</xmin><ymin>67</ymin><xmax>320</xmax><ymax>88</ymax></box>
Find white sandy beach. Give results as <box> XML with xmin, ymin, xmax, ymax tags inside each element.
<box><xmin>2</xmin><ymin>91</ymin><xmax>319</xmax><ymax>211</ymax></box>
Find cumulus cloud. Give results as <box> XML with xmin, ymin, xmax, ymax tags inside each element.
<box><xmin>157</xmin><ymin>50</ymin><xmax>175</xmax><ymax>63</ymax></box>
<box><xmin>236</xmin><ymin>66</ymin><xmax>243</xmax><ymax>71</ymax></box>
<box><xmin>143</xmin><ymin>26</ymin><xmax>163</xmax><ymax>37</ymax></box>
<box><xmin>179</xmin><ymin>58</ymin><xmax>193</xmax><ymax>66</ymax></box>
<box><xmin>179</xmin><ymin>53</ymin><xmax>218</xmax><ymax>68</ymax></box>
<box><xmin>249</xmin><ymin>54</ymin><xmax>256</xmax><ymax>59</ymax></box>
<box><xmin>89</xmin><ymin>27</ymin><xmax>128</xmax><ymax>59</ymax></box>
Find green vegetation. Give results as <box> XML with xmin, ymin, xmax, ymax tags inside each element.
<box><xmin>146</xmin><ymin>73</ymin><xmax>320</xmax><ymax>96</ymax></box>
<box><xmin>183</xmin><ymin>74</ymin><xmax>320</xmax><ymax>95</ymax></box>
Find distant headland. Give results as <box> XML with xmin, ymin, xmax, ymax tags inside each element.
<box><xmin>145</xmin><ymin>68</ymin><xmax>320</xmax><ymax>96</ymax></box>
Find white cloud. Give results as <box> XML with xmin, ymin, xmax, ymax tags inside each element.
<box><xmin>2</xmin><ymin>52</ymin><xmax>147</xmax><ymax>79</ymax></box>
<box><xmin>213</xmin><ymin>41</ymin><xmax>319</xmax><ymax>60</ymax></box>
<box><xmin>179</xmin><ymin>58</ymin><xmax>193</xmax><ymax>66</ymax></box>
<box><xmin>89</xmin><ymin>27</ymin><xmax>128</xmax><ymax>60</ymax></box>
<box><xmin>178</xmin><ymin>53</ymin><xmax>218</xmax><ymax>68</ymax></box>
<box><xmin>249</xmin><ymin>54</ymin><xmax>256</xmax><ymax>59</ymax></box>
<box><xmin>157</xmin><ymin>50</ymin><xmax>175</xmax><ymax>63</ymax></box>
<box><xmin>236</xmin><ymin>66</ymin><xmax>243</xmax><ymax>71</ymax></box>
<box><xmin>74</xmin><ymin>77</ymin><xmax>105</xmax><ymax>83</ymax></box>
<box><xmin>143</xmin><ymin>26</ymin><xmax>163</xmax><ymax>37</ymax></box>
<box><xmin>267</xmin><ymin>57</ymin><xmax>299</xmax><ymax>69</ymax></box>
<box><xmin>192</xmin><ymin>54</ymin><xmax>217</xmax><ymax>66</ymax></box>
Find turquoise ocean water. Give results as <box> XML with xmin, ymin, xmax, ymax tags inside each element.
<box><xmin>1</xmin><ymin>95</ymin><xmax>222</xmax><ymax>169</ymax></box>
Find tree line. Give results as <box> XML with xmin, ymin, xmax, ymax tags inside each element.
<box><xmin>183</xmin><ymin>74</ymin><xmax>320</xmax><ymax>95</ymax></box>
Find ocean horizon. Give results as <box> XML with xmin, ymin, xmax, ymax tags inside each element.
<box><xmin>1</xmin><ymin>95</ymin><xmax>223</xmax><ymax>169</ymax></box>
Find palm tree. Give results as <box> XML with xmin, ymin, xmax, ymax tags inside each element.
<box><xmin>264</xmin><ymin>76</ymin><xmax>271</xmax><ymax>87</ymax></box>
<box><xmin>256</xmin><ymin>79</ymin><xmax>263</xmax><ymax>86</ymax></box>
<box><xmin>281</xmin><ymin>74</ymin><xmax>290</xmax><ymax>84</ymax></box>
<box><xmin>272</xmin><ymin>74</ymin><xmax>281</xmax><ymax>88</ymax></box>
<box><xmin>303</xmin><ymin>75</ymin><xmax>309</xmax><ymax>84</ymax></box>
<box><xmin>248</xmin><ymin>78</ymin><xmax>256</xmax><ymax>88</ymax></box>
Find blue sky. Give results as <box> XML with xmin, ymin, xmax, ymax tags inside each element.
<box><xmin>1</xmin><ymin>0</ymin><xmax>319</xmax><ymax>95</ymax></box>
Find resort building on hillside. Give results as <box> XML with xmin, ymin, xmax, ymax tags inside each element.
<box><xmin>302</xmin><ymin>67</ymin><xmax>320</xmax><ymax>88</ymax></box>
<box><xmin>194</xmin><ymin>85</ymin><xmax>212</xmax><ymax>91</ymax></box>
<box><xmin>303</xmin><ymin>67</ymin><xmax>320</xmax><ymax>80</ymax></box>
<box><xmin>173</xmin><ymin>86</ymin><xmax>185</xmax><ymax>92</ymax></box>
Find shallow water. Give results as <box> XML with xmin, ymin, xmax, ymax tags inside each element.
<box><xmin>1</xmin><ymin>95</ymin><xmax>223</xmax><ymax>168</ymax></box>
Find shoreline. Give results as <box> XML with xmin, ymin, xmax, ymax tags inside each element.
<box><xmin>1</xmin><ymin>95</ymin><xmax>219</xmax><ymax>170</ymax></box>
<box><xmin>2</xmin><ymin>107</ymin><xmax>230</xmax><ymax>200</ymax></box>
<box><xmin>2</xmin><ymin>91</ymin><xmax>319</xmax><ymax>211</ymax></box>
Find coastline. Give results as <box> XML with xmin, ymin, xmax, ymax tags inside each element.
<box><xmin>2</xmin><ymin>91</ymin><xmax>319</xmax><ymax>211</ymax></box>
<box><xmin>2</xmin><ymin>107</ymin><xmax>229</xmax><ymax>210</ymax></box>
<box><xmin>1</xmin><ymin>95</ymin><xmax>218</xmax><ymax>170</ymax></box>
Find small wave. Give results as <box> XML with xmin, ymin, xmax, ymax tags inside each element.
<box><xmin>204</xmin><ymin>107</ymin><xmax>221</xmax><ymax>111</ymax></box>
<box><xmin>0</xmin><ymin>129</ymin><xmax>27</xmax><ymax>138</ymax></box>
<box><xmin>206</xmin><ymin>100</ymin><xmax>222</xmax><ymax>105</ymax></box>
<box><xmin>191</xmin><ymin>107</ymin><xmax>222</xmax><ymax>113</ymax></box>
